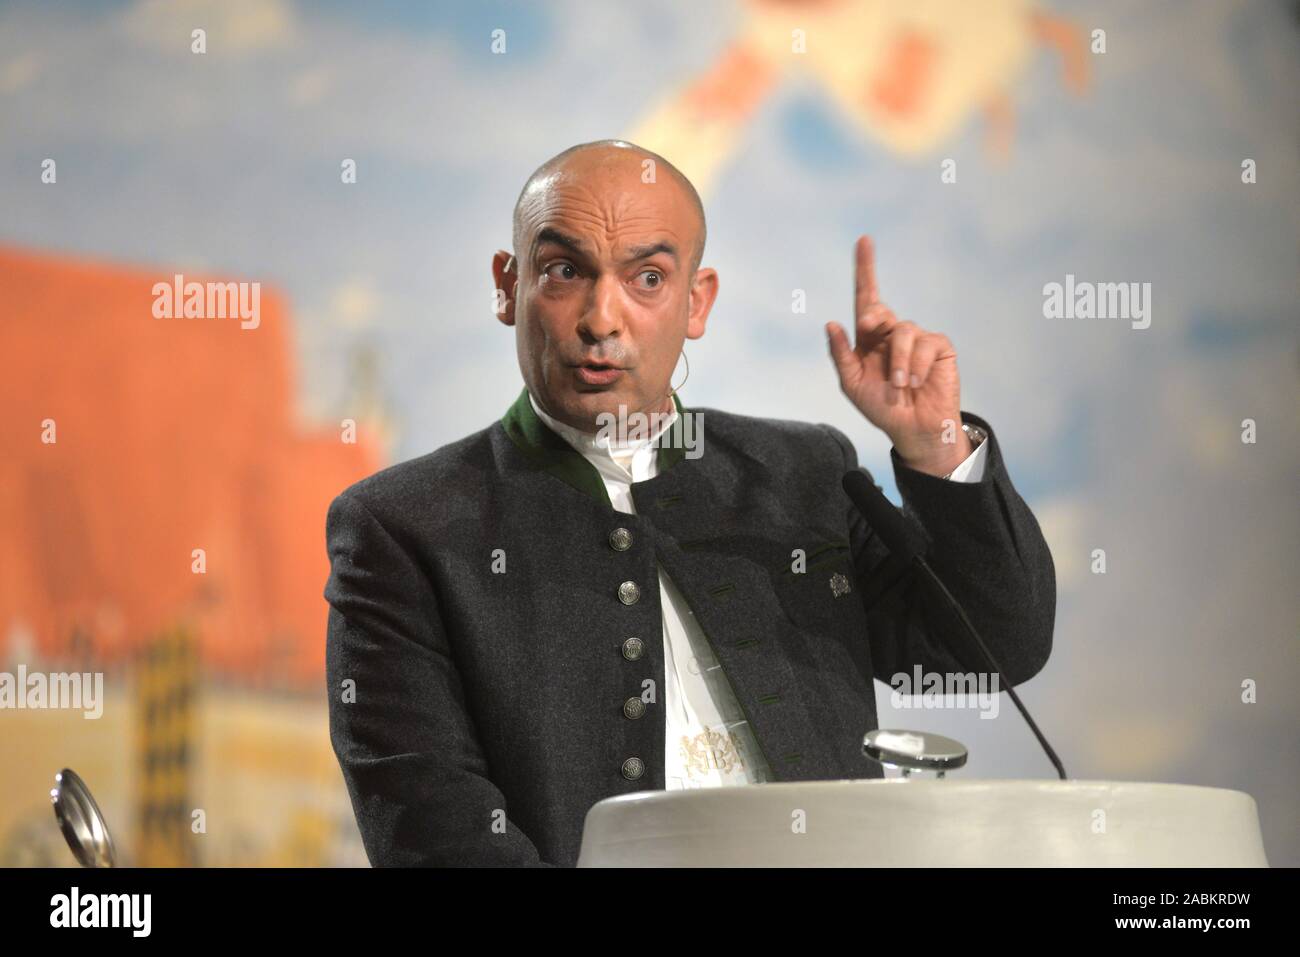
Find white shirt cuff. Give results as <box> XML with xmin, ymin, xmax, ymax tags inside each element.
<box><xmin>945</xmin><ymin>435</ymin><xmax>989</xmax><ymax>483</ymax></box>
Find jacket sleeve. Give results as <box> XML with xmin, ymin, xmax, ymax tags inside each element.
<box><xmin>823</xmin><ymin>413</ymin><xmax>1056</xmax><ymax>688</ymax></box>
<box><xmin>324</xmin><ymin>491</ymin><xmax>553</xmax><ymax>866</ymax></box>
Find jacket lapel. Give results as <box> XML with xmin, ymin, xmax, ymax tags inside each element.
<box><xmin>500</xmin><ymin>387</ymin><xmax>688</xmax><ymax>507</ymax></box>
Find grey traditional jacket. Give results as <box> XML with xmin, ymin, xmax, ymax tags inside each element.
<box><xmin>324</xmin><ymin>388</ymin><xmax>1056</xmax><ymax>867</ymax></box>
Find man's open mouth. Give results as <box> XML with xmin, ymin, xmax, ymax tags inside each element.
<box><xmin>572</xmin><ymin>362</ymin><xmax>625</xmax><ymax>385</ymax></box>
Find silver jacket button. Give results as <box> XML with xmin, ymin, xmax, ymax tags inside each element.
<box><xmin>621</xmin><ymin>637</ymin><xmax>644</xmax><ymax>661</ymax></box>
<box><xmin>618</xmin><ymin>581</ymin><xmax>641</xmax><ymax>605</ymax></box>
<box><xmin>623</xmin><ymin>697</ymin><xmax>646</xmax><ymax>720</ymax></box>
<box><xmin>609</xmin><ymin>527</ymin><xmax>633</xmax><ymax>551</ymax></box>
<box><xmin>621</xmin><ymin>757</ymin><xmax>645</xmax><ymax>781</ymax></box>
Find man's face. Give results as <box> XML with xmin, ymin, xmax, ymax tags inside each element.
<box><xmin>495</xmin><ymin>150</ymin><xmax>717</xmax><ymax>433</ymax></box>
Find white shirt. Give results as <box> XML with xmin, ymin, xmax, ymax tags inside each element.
<box><xmin>527</xmin><ymin>392</ymin><xmax>988</xmax><ymax>790</ymax></box>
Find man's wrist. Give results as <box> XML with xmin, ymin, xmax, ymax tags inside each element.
<box><xmin>894</xmin><ymin>429</ymin><xmax>975</xmax><ymax>477</ymax></box>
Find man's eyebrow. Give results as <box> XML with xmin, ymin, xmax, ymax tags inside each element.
<box><xmin>533</xmin><ymin>227</ymin><xmax>591</xmax><ymax>259</ymax></box>
<box><xmin>621</xmin><ymin>241</ymin><xmax>679</xmax><ymax>265</ymax></box>
<box><xmin>532</xmin><ymin>228</ymin><xmax>679</xmax><ymax>266</ymax></box>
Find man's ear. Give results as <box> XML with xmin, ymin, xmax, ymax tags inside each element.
<box><xmin>686</xmin><ymin>267</ymin><xmax>718</xmax><ymax>340</ymax></box>
<box><xmin>491</xmin><ymin>249</ymin><xmax>517</xmax><ymax>326</ymax></box>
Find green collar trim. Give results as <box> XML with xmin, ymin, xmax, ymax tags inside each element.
<box><xmin>500</xmin><ymin>387</ymin><xmax>688</xmax><ymax>507</ymax></box>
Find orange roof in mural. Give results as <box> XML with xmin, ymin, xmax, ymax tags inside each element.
<box><xmin>0</xmin><ymin>244</ymin><xmax>382</xmax><ymax>687</ymax></box>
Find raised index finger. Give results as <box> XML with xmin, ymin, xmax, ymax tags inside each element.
<box><xmin>854</xmin><ymin>234</ymin><xmax>879</xmax><ymax>321</ymax></box>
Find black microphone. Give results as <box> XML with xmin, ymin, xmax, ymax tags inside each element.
<box><xmin>841</xmin><ymin>468</ymin><xmax>1068</xmax><ymax>780</ymax></box>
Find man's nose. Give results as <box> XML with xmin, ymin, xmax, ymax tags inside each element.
<box><xmin>577</xmin><ymin>273</ymin><xmax>625</xmax><ymax>341</ymax></box>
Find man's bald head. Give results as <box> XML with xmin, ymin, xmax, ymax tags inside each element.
<box><xmin>495</xmin><ymin>139</ymin><xmax>719</xmax><ymax>435</ymax></box>
<box><xmin>511</xmin><ymin>139</ymin><xmax>707</xmax><ymax>274</ymax></box>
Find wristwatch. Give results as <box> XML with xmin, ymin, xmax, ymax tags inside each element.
<box><xmin>942</xmin><ymin>423</ymin><xmax>988</xmax><ymax>479</ymax></box>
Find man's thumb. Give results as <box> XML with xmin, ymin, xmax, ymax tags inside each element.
<box><xmin>826</xmin><ymin>322</ymin><xmax>853</xmax><ymax>376</ymax></box>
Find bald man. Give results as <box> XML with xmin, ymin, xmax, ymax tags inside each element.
<box><xmin>324</xmin><ymin>140</ymin><xmax>1056</xmax><ymax>867</ymax></box>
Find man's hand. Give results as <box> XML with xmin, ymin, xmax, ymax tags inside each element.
<box><xmin>826</xmin><ymin>235</ymin><xmax>972</xmax><ymax>477</ymax></box>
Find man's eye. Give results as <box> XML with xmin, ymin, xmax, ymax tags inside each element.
<box><xmin>543</xmin><ymin>262</ymin><xmax>578</xmax><ymax>281</ymax></box>
<box><xmin>635</xmin><ymin>270</ymin><xmax>663</xmax><ymax>289</ymax></box>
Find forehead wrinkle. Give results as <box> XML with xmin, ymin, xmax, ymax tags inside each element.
<box><xmin>528</xmin><ymin>190</ymin><xmax>688</xmax><ymax>256</ymax></box>
<box><xmin>529</xmin><ymin>207</ymin><xmax>685</xmax><ymax>259</ymax></box>
<box><xmin>550</xmin><ymin>185</ymin><xmax>674</xmax><ymax>225</ymax></box>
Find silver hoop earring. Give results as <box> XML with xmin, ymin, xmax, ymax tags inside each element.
<box><xmin>668</xmin><ymin>347</ymin><xmax>690</xmax><ymax>397</ymax></box>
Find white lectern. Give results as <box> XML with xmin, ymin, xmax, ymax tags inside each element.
<box><xmin>577</xmin><ymin>779</ymin><xmax>1269</xmax><ymax>867</ymax></box>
